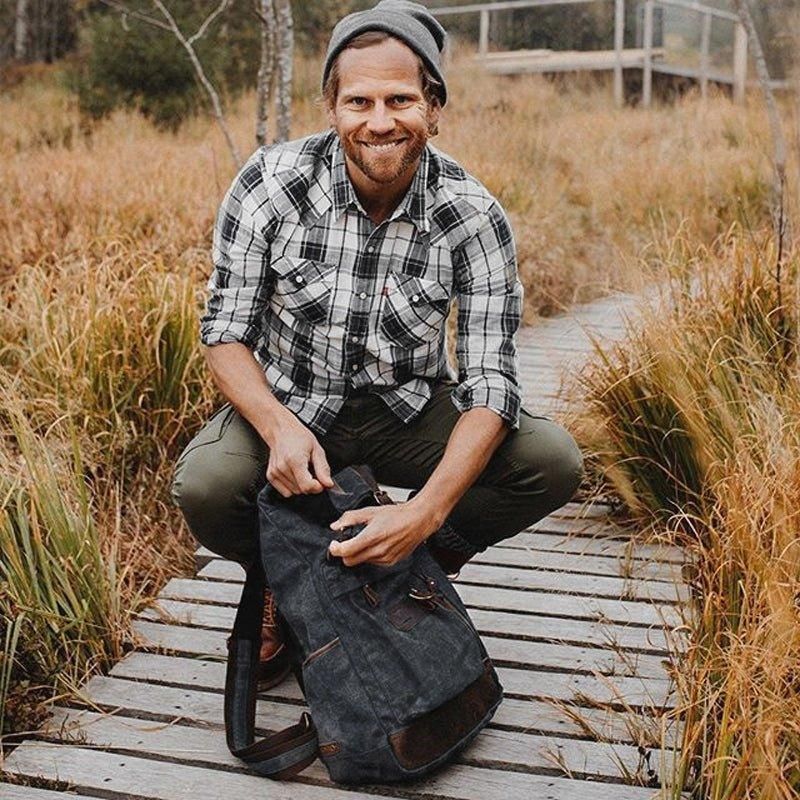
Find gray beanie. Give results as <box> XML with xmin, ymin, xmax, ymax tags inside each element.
<box><xmin>322</xmin><ymin>0</ymin><xmax>448</xmax><ymax>106</ymax></box>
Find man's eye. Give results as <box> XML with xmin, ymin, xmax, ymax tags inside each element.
<box><xmin>350</xmin><ymin>98</ymin><xmax>367</xmax><ymax>107</ymax></box>
<box><xmin>393</xmin><ymin>95</ymin><xmax>411</xmax><ymax>104</ymax></box>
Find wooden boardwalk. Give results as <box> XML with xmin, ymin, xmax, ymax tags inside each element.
<box><xmin>433</xmin><ymin>0</ymin><xmax>750</xmax><ymax>106</ymax></box>
<box><xmin>1</xmin><ymin>291</ymin><xmax>691</xmax><ymax>799</ymax></box>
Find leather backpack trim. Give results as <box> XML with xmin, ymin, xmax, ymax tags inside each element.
<box><xmin>387</xmin><ymin>659</ymin><xmax>501</xmax><ymax>770</ymax></box>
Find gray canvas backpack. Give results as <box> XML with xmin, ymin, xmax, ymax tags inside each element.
<box><xmin>224</xmin><ymin>463</ymin><xmax>503</xmax><ymax>784</ymax></box>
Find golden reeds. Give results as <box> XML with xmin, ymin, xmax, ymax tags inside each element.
<box><xmin>578</xmin><ymin>233</ymin><xmax>800</xmax><ymax>798</ymax></box>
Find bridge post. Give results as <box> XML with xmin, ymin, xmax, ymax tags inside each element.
<box><xmin>733</xmin><ymin>21</ymin><xmax>747</xmax><ymax>104</ymax></box>
<box><xmin>479</xmin><ymin>9</ymin><xmax>489</xmax><ymax>57</ymax></box>
<box><xmin>614</xmin><ymin>0</ymin><xmax>625</xmax><ymax>107</ymax></box>
<box><xmin>700</xmin><ymin>12</ymin><xmax>711</xmax><ymax>100</ymax></box>
<box><xmin>642</xmin><ymin>0</ymin><xmax>654</xmax><ymax>108</ymax></box>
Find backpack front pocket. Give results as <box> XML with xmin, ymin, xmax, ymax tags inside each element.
<box><xmin>324</xmin><ymin>563</ymin><xmax>486</xmax><ymax>728</ymax></box>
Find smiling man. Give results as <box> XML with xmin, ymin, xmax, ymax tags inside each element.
<box><xmin>172</xmin><ymin>0</ymin><xmax>583</xmax><ymax>687</ymax></box>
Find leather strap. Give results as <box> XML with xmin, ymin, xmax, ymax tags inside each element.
<box><xmin>224</xmin><ymin>559</ymin><xmax>319</xmax><ymax>779</ymax></box>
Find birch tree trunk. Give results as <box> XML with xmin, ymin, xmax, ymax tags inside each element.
<box><xmin>273</xmin><ymin>0</ymin><xmax>293</xmax><ymax>144</ymax></box>
<box><xmin>15</xmin><ymin>0</ymin><xmax>29</xmax><ymax>61</ymax></box>
<box><xmin>255</xmin><ymin>0</ymin><xmax>276</xmax><ymax>148</ymax></box>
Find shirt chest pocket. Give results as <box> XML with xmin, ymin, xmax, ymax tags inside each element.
<box><xmin>378</xmin><ymin>270</ymin><xmax>451</xmax><ymax>350</ymax></box>
<box><xmin>271</xmin><ymin>256</ymin><xmax>338</xmax><ymax>326</ymax></box>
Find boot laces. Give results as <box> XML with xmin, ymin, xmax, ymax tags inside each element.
<box><xmin>262</xmin><ymin>589</ymin><xmax>279</xmax><ymax>630</ymax></box>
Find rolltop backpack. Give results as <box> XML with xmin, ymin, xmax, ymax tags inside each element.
<box><xmin>224</xmin><ymin>463</ymin><xmax>503</xmax><ymax>784</ymax></box>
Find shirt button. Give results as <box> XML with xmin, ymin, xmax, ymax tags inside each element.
<box><xmin>294</xmin><ymin>275</ymin><xmax>304</xmax><ymax>284</ymax></box>
<box><xmin>359</xmin><ymin>291</ymin><xmax>367</xmax><ymax>299</ymax></box>
<box><xmin>350</xmin><ymin>335</ymin><xmax>360</xmax><ymax>343</ymax></box>
<box><xmin>367</xmin><ymin>245</ymin><xmax>375</xmax><ymax>253</ymax></box>
<box><xmin>411</xmin><ymin>293</ymin><xmax>420</xmax><ymax>303</ymax></box>
<box><xmin>350</xmin><ymin>363</ymin><xmax>359</xmax><ymax>371</ymax></box>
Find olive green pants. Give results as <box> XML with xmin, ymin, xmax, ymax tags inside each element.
<box><xmin>171</xmin><ymin>380</ymin><xmax>584</xmax><ymax>567</ymax></box>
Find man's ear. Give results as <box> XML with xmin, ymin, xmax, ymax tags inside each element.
<box><xmin>427</xmin><ymin>100</ymin><xmax>442</xmax><ymax>137</ymax></box>
<box><xmin>327</xmin><ymin>103</ymin><xmax>337</xmax><ymax>129</ymax></box>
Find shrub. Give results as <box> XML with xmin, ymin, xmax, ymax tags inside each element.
<box><xmin>72</xmin><ymin>2</ymin><xmax>260</xmax><ymax>130</ymax></box>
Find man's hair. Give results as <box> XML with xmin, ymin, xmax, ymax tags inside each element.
<box><xmin>322</xmin><ymin>30</ymin><xmax>444</xmax><ymax>112</ymax></box>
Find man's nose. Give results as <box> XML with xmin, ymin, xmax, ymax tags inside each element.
<box><xmin>366</xmin><ymin>102</ymin><xmax>395</xmax><ymax>135</ymax></box>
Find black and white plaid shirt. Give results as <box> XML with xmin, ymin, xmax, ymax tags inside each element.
<box><xmin>201</xmin><ymin>130</ymin><xmax>523</xmax><ymax>436</ymax></box>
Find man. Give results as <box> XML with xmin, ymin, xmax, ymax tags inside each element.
<box><xmin>172</xmin><ymin>0</ymin><xmax>583</xmax><ymax>688</ymax></box>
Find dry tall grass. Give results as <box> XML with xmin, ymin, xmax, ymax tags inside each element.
<box><xmin>576</xmin><ymin>234</ymin><xmax>800</xmax><ymax>798</ymax></box>
<box><xmin>0</xmin><ymin>52</ymin><xmax>779</xmax><ymax>311</ymax></box>
<box><xmin>0</xmin><ymin>46</ymin><xmax>786</xmax><ymax>755</ymax></box>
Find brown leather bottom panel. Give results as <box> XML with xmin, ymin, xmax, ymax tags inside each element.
<box><xmin>387</xmin><ymin>660</ymin><xmax>500</xmax><ymax>770</ymax></box>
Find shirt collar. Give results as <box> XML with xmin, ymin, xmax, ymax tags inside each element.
<box><xmin>327</xmin><ymin>134</ymin><xmax>434</xmax><ymax>234</ymax></box>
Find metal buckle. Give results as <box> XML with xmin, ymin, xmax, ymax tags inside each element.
<box><xmin>408</xmin><ymin>575</ymin><xmax>438</xmax><ymax>602</ymax></box>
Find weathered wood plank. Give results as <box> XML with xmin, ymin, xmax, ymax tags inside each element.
<box><xmin>196</xmin><ymin>542</ymin><xmax>684</xmax><ymax>582</ymax></box>
<box><xmin>196</xmin><ymin>559</ymin><xmax>687</xmax><ymax>604</ymax></box>
<box><xmin>107</xmin><ymin>652</ymin><xmax>675</xmax><ymax>744</ymax></box>
<box><xmin>530</xmin><ymin>517</ymin><xmax>636</xmax><ymax>537</ymax></box>
<box><xmin>109</xmin><ymin>641</ymin><xmax>674</xmax><ymax>709</ymax></box>
<box><xmin>481</xmin><ymin>47</ymin><xmax>666</xmax><ymax>76</ymax></box>
<box><xmin>3</xmin><ymin>741</ymin><xmax>669</xmax><ymax>800</ymax></box>
<box><xmin>0</xmin><ymin>787</ymin><xmax>97</xmax><ymax>800</ymax></box>
<box><xmin>160</xmin><ymin>577</ymin><xmax>685</xmax><ymax>629</ymax></box>
<box><xmin>477</xmin><ymin>547</ymin><xmax>683</xmax><ymax>582</ymax></box>
<box><xmin>552</xmin><ymin>502</ymin><xmax>615</xmax><ymax>519</ymax></box>
<box><xmin>42</xmin><ymin>705</ymin><xmax>672</xmax><ymax>786</ymax></box>
<box><xmin>140</xmin><ymin>597</ymin><xmax>683</xmax><ymax>654</ymax></box>
<box><xmin>498</xmin><ymin>531</ymin><xmax>685</xmax><ymax>565</ymax></box>
<box><xmin>460</xmin><ymin>563</ymin><xmax>687</xmax><ymax>603</ymax></box>
<box><xmin>132</xmin><ymin>619</ymin><xmax>674</xmax><ymax>681</ymax></box>
<box><xmin>2</xmin><ymin>742</ymin><xmax>407</xmax><ymax>800</ymax></box>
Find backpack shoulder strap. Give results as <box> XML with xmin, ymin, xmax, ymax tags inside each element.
<box><xmin>224</xmin><ymin>560</ymin><xmax>319</xmax><ymax>779</ymax></box>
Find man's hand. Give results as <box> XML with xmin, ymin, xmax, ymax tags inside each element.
<box><xmin>328</xmin><ymin>502</ymin><xmax>437</xmax><ymax>567</ymax></box>
<box><xmin>264</xmin><ymin>411</ymin><xmax>334</xmax><ymax>498</ymax></box>
<box><xmin>204</xmin><ymin>342</ymin><xmax>334</xmax><ymax>497</ymax></box>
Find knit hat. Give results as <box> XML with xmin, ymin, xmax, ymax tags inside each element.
<box><xmin>322</xmin><ymin>0</ymin><xmax>448</xmax><ymax>106</ymax></box>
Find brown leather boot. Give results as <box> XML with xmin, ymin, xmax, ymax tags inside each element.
<box><xmin>258</xmin><ymin>588</ymin><xmax>291</xmax><ymax>690</ymax></box>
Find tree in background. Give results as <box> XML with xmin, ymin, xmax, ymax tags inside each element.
<box><xmin>73</xmin><ymin>1</ymin><xmax>259</xmax><ymax>135</ymax></box>
<box><xmin>255</xmin><ymin>0</ymin><xmax>293</xmax><ymax>147</ymax></box>
<box><xmin>4</xmin><ymin>0</ymin><xmax>77</xmax><ymax>64</ymax></box>
<box><xmin>72</xmin><ymin>0</ymin><xmax>295</xmax><ymax>166</ymax></box>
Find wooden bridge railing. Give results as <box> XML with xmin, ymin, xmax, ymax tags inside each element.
<box><xmin>428</xmin><ymin>0</ymin><xmax>748</xmax><ymax>107</ymax></box>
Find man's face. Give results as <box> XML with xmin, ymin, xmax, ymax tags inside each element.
<box><xmin>327</xmin><ymin>37</ymin><xmax>440</xmax><ymax>191</ymax></box>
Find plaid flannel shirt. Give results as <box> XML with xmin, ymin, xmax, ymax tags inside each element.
<box><xmin>201</xmin><ymin>130</ymin><xmax>523</xmax><ymax>436</ymax></box>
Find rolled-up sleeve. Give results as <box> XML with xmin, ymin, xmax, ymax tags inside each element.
<box><xmin>200</xmin><ymin>151</ymin><xmax>275</xmax><ymax>349</ymax></box>
<box><xmin>451</xmin><ymin>201</ymin><xmax>523</xmax><ymax>430</ymax></box>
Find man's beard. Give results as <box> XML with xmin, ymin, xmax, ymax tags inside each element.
<box><xmin>343</xmin><ymin>127</ymin><xmax>428</xmax><ymax>185</ymax></box>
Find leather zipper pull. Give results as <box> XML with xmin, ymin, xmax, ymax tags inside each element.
<box><xmin>362</xmin><ymin>584</ymin><xmax>380</xmax><ymax>607</ymax></box>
